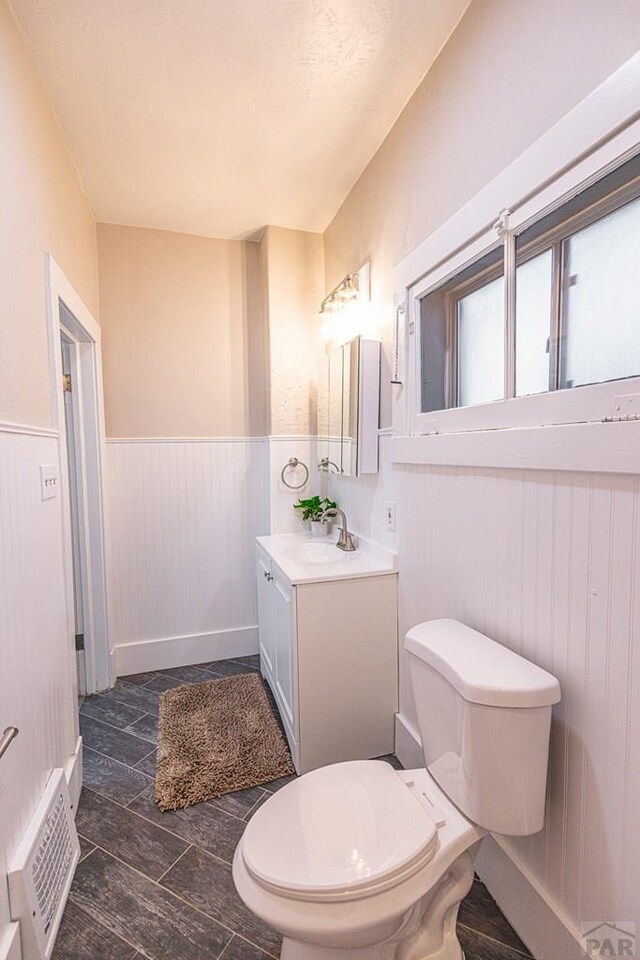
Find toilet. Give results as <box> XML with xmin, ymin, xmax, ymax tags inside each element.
<box><xmin>232</xmin><ymin>619</ymin><xmax>561</xmax><ymax>960</ymax></box>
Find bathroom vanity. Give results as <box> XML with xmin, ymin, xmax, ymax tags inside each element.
<box><xmin>256</xmin><ymin>533</ymin><xmax>398</xmax><ymax>774</ymax></box>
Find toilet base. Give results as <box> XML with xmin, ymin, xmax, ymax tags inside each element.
<box><xmin>278</xmin><ymin>850</ymin><xmax>475</xmax><ymax>960</ymax></box>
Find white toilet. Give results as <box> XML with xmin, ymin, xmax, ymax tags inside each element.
<box><xmin>232</xmin><ymin>619</ymin><xmax>561</xmax><ymax>960</ymax></box>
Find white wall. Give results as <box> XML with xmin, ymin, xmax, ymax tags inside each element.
<box><xmin>105</xmin><ymin>438</ymin><xmax>269</xmax><ymax>674</ymax></box>
<box><xmin>106</xmin><ymin>434</ymin><xmax>331</xmax><ymax>675</ymax></box>
<box><xmin>0</xmin><ymin>0</ymin><xmax>97</xmax><ymax>947</ymax></box>
<box><xmin>330</xmin><ymin>438</ymin><xmax>640</xmax><ymax>957</ymax></box>
<box><xmin>0</xmin><ymin>428</ymin><xmax>78</xmax><ymax>924</ymax></box>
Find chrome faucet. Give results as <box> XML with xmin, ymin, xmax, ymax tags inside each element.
<box><xmin>320</xmin><ymin>507</ymin><xmax>357</xmax><ymax>552</ymax></box>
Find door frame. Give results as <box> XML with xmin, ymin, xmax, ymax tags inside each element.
<box><xmin>45</xmin><ymin>255</ymin><xmax>111</xmax><ymax>693</ymax></box>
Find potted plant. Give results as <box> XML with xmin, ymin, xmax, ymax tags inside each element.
<box><xmin>293</xmin><ymin>495</ymin><xmax>337</xmax><ymax>537</ymax></box>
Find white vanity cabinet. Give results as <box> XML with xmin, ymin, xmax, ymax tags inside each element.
<box><xmin>256</xmin><ymin>538</ymin><xmax>398</xmax><ymax>775</ymax></box>
<box><xmin>256</xmin><ymin>550</ymin><xmax>298</xmax><ymax>741</ymax></box>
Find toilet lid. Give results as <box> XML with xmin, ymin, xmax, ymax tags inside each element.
<box><xmin>241</xmin><ymin>760</ymin><xmax>438</xmax><ymax>902</ymax></box>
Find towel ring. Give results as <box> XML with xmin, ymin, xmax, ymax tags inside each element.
<box><xmin>281</xmin><ymin>457</ymin><xmax>309</xmax><ymax>490</ymax></box>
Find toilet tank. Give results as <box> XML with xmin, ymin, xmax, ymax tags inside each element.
<box><xmin>405</xmin><ymin>620</ymin><xmax>560</xmax><ymax>836</ymax></box>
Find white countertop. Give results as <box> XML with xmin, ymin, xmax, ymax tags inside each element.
<box><xmin>256</xmin><ymin>531</ymin><xmax>398</xmax><ymax>585</ymax></box>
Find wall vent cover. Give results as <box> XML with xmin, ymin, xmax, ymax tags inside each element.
<box><xmin>8</xmin><ymin>767</ymin><xmax>80</xmax><ymax>960</ymax></box>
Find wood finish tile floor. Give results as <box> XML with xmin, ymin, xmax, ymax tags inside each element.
<box><xmin>55</xmin><ymin>655</ymin><xmax>534</xmax><ymax>960</ymax></box>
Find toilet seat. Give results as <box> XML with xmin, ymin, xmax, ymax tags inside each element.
<box><xmin>241</xmin><ymin>760</ymin><xmax>439</xmax><ymax>903</ymax></box>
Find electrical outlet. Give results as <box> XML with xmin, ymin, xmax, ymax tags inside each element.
<box><xmin>384</xmin><ymin>502</ymin><xmax>396</xmax><ymax>531</ymax></box>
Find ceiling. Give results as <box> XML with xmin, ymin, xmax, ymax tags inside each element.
<box><xmin>10</xmin><ymin>0</ymin><xmax>469</xmax><ymax>239</ymax></box>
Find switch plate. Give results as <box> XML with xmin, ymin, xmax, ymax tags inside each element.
<box><xmin>40</xmin><ymin>465</ymin><xmax>59</xmax><ymax>500</ymax></box>
<box><xmin>384</xmin><ymin>502</ymin><xmax>396</xmax><ymax>531</ymax></box>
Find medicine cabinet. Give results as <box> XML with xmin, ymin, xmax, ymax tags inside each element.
<box><xmin>318</xmin><ymin>336</ymin><xmax>380</xmax><ymax>477</ymax></box>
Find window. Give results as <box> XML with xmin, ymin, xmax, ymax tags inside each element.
<box><xmin>419</xmin><ymin>153</ymin><xmax>640</xmax><ymax>416</ymax></box>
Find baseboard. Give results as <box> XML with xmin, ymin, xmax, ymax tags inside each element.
<box><xmin>0</xmin><ymin>924</ymin><xmax>21</xmax><ymax>960</ymax></box>
<box><xmin>476</xmin><ymin>837</ymin><xmax>585</xmax><ymax>960</ymax></box>
<box><xmin>113</xmin><ymin>626</ymin><xmax>259</xmax><ymax>677</ymax></box>
<box><xmin>64</xmin><ymin>736</ymin><xmax>83</xmax><ymax>815</ymax></box>
<box><xmin>394</xmin><ymin>712</ymin><xmax>583</xmax><ymax>960</ymax></box>
<box><xmin>394</xmin><ymin>712</ymin><xmax>425</xmax><ymax>769</ymax></box>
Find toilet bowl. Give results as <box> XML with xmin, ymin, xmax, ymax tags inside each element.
<box><xmin>233</xmin><ymin>619</ymin><xmax>561</xmax><ymax>959</ymax></box>
<box><xmin>233</xmin><ymin>761</ymin><xmax>484</xmax><ymax>960</ymax></box>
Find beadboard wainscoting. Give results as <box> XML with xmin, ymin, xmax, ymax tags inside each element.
<box><xmin>105</xmin><ymin>438</ymin><xmax>271</xmax><ymax>675</ymax></box>
<box><xmin>268</xmin><ymin>435</ymin><xmax>326</xmax><ymax>534</ymax></box>
<box><xmin>0</xmin><ymin>425</ymin><xmax>80</xmax><ymax>925</ymax></box>
<box><xmin>330</xmin><ymin>439</ymin><xmax>640</xmax><ymax>960</ymax></box>
<box><xmin>328</xmin><ymin>431</ymin><xmax>398</xmax><ymax>551</ymax></box>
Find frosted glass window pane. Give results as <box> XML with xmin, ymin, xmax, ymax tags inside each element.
<box><xmin>458</xmin><ymin>275</ymin><xmax>504</xmax><ymax>406</ymax></box>
<box><xmin>561</xmin><ymin>196</ymin><xmax>640</xmax><ymax>388</ymax></box>
<box><xmin>515</xmin><ymin>249</ymin><xmax>553</xmax><ymax>396</ymax></box>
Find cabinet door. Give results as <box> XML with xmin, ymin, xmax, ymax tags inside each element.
<box><xmin>272</xmin><ymin>570</ymin><xmax>297</xmax><ymax>736</ymax></box>
<box><xmin>256</xmin><ymin>552</ymin><xmax>274</xmax><ymax>680</ymax></box>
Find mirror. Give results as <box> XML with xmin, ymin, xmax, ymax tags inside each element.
<box><xmin>318</xmin><ymin>336</ymin><xmax>380</xmax><ymax>477</ymax></box>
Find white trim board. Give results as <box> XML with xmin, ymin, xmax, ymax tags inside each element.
<box><xmin>394</xmin><ymin>712</ymin><xmax>425</xmax><ymax>770</ymax></box>
<box><xmin>0</xmin><ymin>421</ymin><xmax>58</xmax><ymax>439</ymax></box>
<box><xmin>106</xmin><ymin>436</ymin><xmax>269</xmax><ymax>444</ymax></box>
<box><xmin>113</xmin><ymin>626</ymin><xmax>259</xmax><ymax>677</ymax></box>
<box><xmin>64</xmin><ymin>737</ymin><xmax>83</xmax><ymax>816</ymax></box>
<box><xmin>0</xmin><ymin>924</ymin><xmax>20</xmax><ymax>960</ymax></box>
<box><xmin>476</xmin><ymin>838</ymin><xmax>585</xmax><ymax>960</ymax></box>
<box><xmin>394</xmin><ymin>713</ymin><xmax>583</xmax><ymax>960</ymax></box>
<box><xmin>390</xmin><ymin>420</ymin><xmax>640</xmax><ymax>474</ymax></box>
<box><xmin>105</xmin><ymin>435</ymin><xmax>321</xmax><ymax>444</ymax></box>
<box><xmin>45</xmin><ymin>254</ymin><xmax>112</xmax><ymax>695</ymax></box>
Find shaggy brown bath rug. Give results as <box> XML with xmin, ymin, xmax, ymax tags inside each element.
<box><xmin>155</xmin><ymin>672</ymin><xmax>295</xmax><ymax>811</ymax></box>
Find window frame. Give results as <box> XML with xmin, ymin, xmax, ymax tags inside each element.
<box><xmin>429</xmin><ymin>173</ymin><xmax>640</xmax><ymax>416</ymax></box>
<box><xmin>404</xmin><ymin>161</ymin><xmax>640</xmax><ymax>439</ymax></box>
<box><xmin>393</xmin><ymin>53</ymin><xmax>640</xmax><ymax>453</ymax></box>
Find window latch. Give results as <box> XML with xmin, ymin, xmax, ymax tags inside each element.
<box><xmin>493</xmin><ymin>208</ymin><xmax>512</xmax><ymax>237</ymax></box>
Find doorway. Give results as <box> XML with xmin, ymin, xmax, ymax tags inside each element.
<box><xmin>46</xmin><ymin>256</ymin><xmax>111</xmax><ymax>696</ymax></box>
<box><xmin>60</xmin><ymin>329</ymin><xmax>88</xmax><ymax>693</ymax></box>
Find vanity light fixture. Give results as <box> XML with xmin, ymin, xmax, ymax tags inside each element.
<box><xmin>320</xmin><ymin>267</ymin><xmax>378</xmax><ymax>348</ymax></box>
<box><xmin>320</xmin><ymin>274</ymin><xmax>359</xmax><ymax>314</ymax></box>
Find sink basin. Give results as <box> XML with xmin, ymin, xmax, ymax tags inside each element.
<box><xmin>284</xmin><ymin>541</ymin><xmax>347</xmax><ymax>564</ymax></box>
<box><xmin>257</xmin><ymin>533</ymin><xmax>397</xmax><ymax>585</ymax></box>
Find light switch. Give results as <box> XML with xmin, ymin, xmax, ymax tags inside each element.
<box><xmin>384</xmin><ymin>502</ymin><xmax>396</xmax><ymax>531</ymax></box>
<box><xmin>40</xmin><ymin>464</ymin><xmax>59</xmax><ymax>500</ymax></box>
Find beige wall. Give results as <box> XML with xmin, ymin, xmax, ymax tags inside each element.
<box><xmin>324</xmin><ymin>0</ymin><xmax>640</xmax><ymax>427</ymax></box>
<box><xmin>97</xmin><ymin>223</ymin><xmax>324</xmax><ymax>440</ymax></box>
<box><xmin>0</xmin><ymin>0</ymin><xmax>98</xmax><ymax>428</ymax></box>
<box><xmin>259</xmin><ymin>225</ymin><xmax>325</xmax><ymax>436</ymax></box>
<box><xmin>97</xmin><ymin>224</ymin><xmax>269</xmax><ymax>438</ymax></box>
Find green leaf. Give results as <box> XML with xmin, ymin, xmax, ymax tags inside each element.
<box><xmin>293</xmin><ymin>495</ymin><xmax>338</xmax><ymax>521</ymax></box>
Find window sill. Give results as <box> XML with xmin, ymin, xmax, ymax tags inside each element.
<box><xmin>390</xmin><ymin>420</ymin><xmax>640</xmax><ymax>475</ymax></box>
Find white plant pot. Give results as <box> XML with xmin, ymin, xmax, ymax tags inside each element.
<box><xmin>310</xmin><ymin>520</ymin><xmax>330</xmax><ymax>537</ymax></box>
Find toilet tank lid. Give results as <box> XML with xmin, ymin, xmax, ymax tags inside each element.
<box><xmin>405</xmin><ymin>619</ymin><xmax>561</xmax><ymax>708</ymax></box>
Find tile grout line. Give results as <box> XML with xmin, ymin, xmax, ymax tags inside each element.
<box><xmin>81</xmin><ymin>708</ymin><xmax>159</xmax><ymax>740</ymax></box>
<box><xmin>457</xmin><ymin>922</ymin><xmax>534</xmax><ymax>958</ymax></box>
<box><xmin>83</xmin><ymin>745</ymin><xmax>155</xmax><ymax>781</ymax></box>
<box><xmin>81</xmin><ymin>782</ymin><xmax>245</xmax><ymax>855</ymax></box>
<box><xmin>80</xmin><ymin>786</ymin><xmax>206</xmax><ymax>849</ymax></box>
<box><xmin>67</xmin><ymin>867</ymin><xmax>143</xmax><ymax>958</ymax></box>
<box><xmin>81</xmin><ymin>697</ymin><xmax>147</xmax><ymax>724</ymax></box>
<box><xmin>74</xmin><ymin>841</ymin><xmax>275</xmax><ymax>956</ymax></box>
<box><xmin>242</xmin><ymin>790</ymin><xmax>269</xmax><ymax>820</ymax></box>
<box><xmin>76</xmin><ymin>819</ymin><xmax>280</xmax><ymax>959</ymax></box>
<box><xmin>155</xmin><ymin>843</ymin><xmax>194</xmax><ymax>884</ymax></box>
<box><xmin>82</xmin><ymin>738</ymin><xmax>157</xmax><ymax>768</ymax></box>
